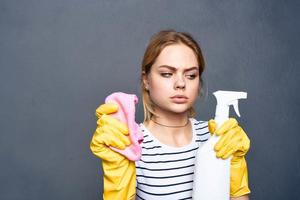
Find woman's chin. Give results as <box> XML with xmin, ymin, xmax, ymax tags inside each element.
<box><xmin>167</xmin><ymin>104</ymin><xmax>191</xmax><ymax>114</ymax></box>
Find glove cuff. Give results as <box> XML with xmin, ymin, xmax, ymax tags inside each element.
<box><xmin>230</xmin><ymin>157</ymin><xmax>251</xmax><ymax>197</ymax></box>
<box><xmin>103</xmin><ymin>160</ymin><xmax>136</xmax><ymax>200</ymax></box>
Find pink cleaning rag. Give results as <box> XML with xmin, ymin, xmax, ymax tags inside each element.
<box><xmin>105</xmin><ymin>92</ymin><xmax>143</xmax><ymax>161</ymax></box>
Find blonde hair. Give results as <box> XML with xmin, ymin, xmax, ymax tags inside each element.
<box><xmin>140</xmin><ymin>29</ymin><xmax>205</xmax><ymax>123</ymax></box>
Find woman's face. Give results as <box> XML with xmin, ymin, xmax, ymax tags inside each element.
<box><xmin>143</xmin><ymin>43</ymin><xmax>200</xmax><ymax>115</ymax></box>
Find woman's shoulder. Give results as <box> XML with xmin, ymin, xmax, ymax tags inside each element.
<box><xmin>190</xmin><ymin>118</ymin><xmax>210</xmax><ymax>142</ymax></box>
<box><xmin>190</xmin><ymin>118</ymin><xmax>209</xmax><ymax>131</ymax></box>
<box><xmin>189</xmin><ymin>117</ymin><xmax>208</xmax><ymax>125</ymax></box>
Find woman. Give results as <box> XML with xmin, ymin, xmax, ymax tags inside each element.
<box><xmin>90</xmin><ymin>29</ymin><xmax>250</xmax><ymax>200</ymax></box>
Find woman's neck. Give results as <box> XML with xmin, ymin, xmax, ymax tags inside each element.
<box><xmin>151</xmin><ymin>110</ymin><xmax>189</xmax><ymax>127</ymax></box>
<box><xmin>143</xmin><ymin>110</ymin><xmax>193</xmax><ymax>147</ymax></box>
<box><xmin>144</xmin><ymin>109</ymin><xmax>190</xmax><ymax>135</ymax></box>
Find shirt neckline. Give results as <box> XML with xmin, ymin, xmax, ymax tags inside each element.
<box><xmin>140</xmin><ymin>118</ymin><xmax>197</xmax><ymax>151</ymax></box>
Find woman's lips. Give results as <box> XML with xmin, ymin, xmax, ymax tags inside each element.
<box><xmin>170</xmin><ymin>96</ymin><xmax>188</xmax><ymax>103</ymax></box>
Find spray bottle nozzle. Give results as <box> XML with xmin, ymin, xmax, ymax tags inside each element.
<box><xmin>213</xmin><ymin>91</ymin><xmax>247</xmax><ymax>126</ymax></box>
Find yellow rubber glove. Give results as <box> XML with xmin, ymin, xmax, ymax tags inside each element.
<box><xmin>90</xmin><ymin>103</ymin><xmax>136</xmax><ymax>200</ymax></box>
<box><xmin>208</xmin><ymin>118</ymin><xmax>251</xmax><ymax>197</ymax></box>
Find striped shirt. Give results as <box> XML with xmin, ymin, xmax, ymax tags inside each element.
<box><xmin>135</xmin><ymin>118</ymin><xmax>210</xmax><ymax>200</ymax></box>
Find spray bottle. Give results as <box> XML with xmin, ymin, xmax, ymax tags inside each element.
<box><xmin>192</xmin><ymin>90</ymin><xmax>247</xmax><ymax>200</ymax></box>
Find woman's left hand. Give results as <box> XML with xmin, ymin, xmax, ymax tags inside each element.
<box><xmin>208</xmin><ymin>118</ymin><xmax>251</xmax><ymax>197</ymax></box>
<box><xmin>208</xmin><ymin>118</ymin><xmax>250</xmax><ymax>159</ymax></box>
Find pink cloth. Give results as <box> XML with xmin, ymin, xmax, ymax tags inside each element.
<box><xmin>105</xmin><ymin>92</ymin><xmax>143</xmax><ymax>161</ymax></box>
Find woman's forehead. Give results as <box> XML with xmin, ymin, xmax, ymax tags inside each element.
<box><xmin>153</xmin><ymin>44</ymin><xmax>198</xmax><ymax>68</ymax></box>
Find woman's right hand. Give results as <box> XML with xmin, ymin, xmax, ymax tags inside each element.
<box><xmin>90</xmin><ymin>103</ymin><xmax>131</xmax><ymax>163</ymax></box>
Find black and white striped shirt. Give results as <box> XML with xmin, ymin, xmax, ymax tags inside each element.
<box><xmin>135</xmin><ymin>118</ymin><xmax>210</xmax><ymax>200</ymax></box>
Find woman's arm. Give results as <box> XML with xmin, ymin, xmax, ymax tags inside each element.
<box><xmin>231</xmin><ymin>195</ymin><xmax>249</xmax><ymax>200</ymax></box>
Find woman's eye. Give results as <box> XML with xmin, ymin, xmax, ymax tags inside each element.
<box><xmin>186</xmin><ymin>74</ymin><xmax>197</xmax><ymax>79</ymax></box>
<box><xmin>160</xmin><ymin>73</ymin><xmax>172</xmax><ymax>77</ymax></box>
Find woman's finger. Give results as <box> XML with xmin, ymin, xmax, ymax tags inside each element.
<box><xmin>103</xmin><ymin>125</ymin><xmax>131</xmax><ymax>146</ymax></box>
<box><xmin>99</xmin><ymin>114</ymin><xmax>129</xmax><ymax>135</ymax></box>
<box><xmin>95</xmin><ymin>103</ymin><xmax>118</xmax><ymax>117</ymax></box>
<box><xmin>215</xmin><ymin>126</ymin><xmax>240</xmax><ymax>151</ymax></box>
<box><xmin>215</xmin><ymin>135</ymin><xmax>239</xmax><ymax>158</ymax></box>
<box><xmin>215</xmin><ymin>118</ymin><xmax>238</xmax><ymax>136</ymax></box>
<box><xmin>208</xmin><ymin>119</ymin><xmax>217</xmax><ymax>135</ymax></box>
<box><xmin>221</xmin><ymin>148</ymin><xmax>236</xmax><ymax>159</ymax></box>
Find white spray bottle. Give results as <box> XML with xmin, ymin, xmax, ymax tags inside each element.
<box><xmin>192</xmin><ymin>90</ymin><xmax>247</xmax><ymax>200</ymax></box>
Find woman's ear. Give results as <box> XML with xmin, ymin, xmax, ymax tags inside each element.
<box><xmin>142</xmin><ymin>71</ymin><xmax>149</xmax><ymax>90</ymax></box>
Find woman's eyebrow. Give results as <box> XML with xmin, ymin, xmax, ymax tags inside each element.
<box><xmin>158</xmin><ymin>65</ymin><xmax>198</xmax><ymax>71</ymax></box>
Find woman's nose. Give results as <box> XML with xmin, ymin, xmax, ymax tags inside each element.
<box><xmin>174</xmin><ymin>75</ymin><xmax>186</xmax><ymax>90</ymax></box>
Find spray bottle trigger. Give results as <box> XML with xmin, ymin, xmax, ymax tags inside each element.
<box><xmin>232</xmin><ymin>100</ymin><xmax>241</xmax><ymax>117</ymax></box>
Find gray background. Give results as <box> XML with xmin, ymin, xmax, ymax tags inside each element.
<box><xmin>0</xmin><ymin>0</ymin><xmax>299</xmax><ymax>199</ymax></box>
